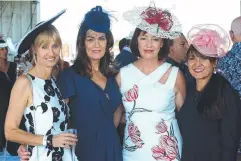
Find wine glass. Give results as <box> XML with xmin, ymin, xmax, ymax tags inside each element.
<box><xmin>66</xmin><ymin>129</ymin><xmax>77</xmax><ymax>161</ymax></box>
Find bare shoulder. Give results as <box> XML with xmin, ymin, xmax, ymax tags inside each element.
<box><xmin>15</xmin><ymin>74</ymin><xmax>31</xmax><ymax>86</ymax></box>
<box><xmin>174</xmin><ymin>69</ymin><xmax>186</xmax><ymax>110</ymax></box>
<box><xmin>174</xmin><ymin>70</ymin><xmax>186</xmax><ymax>92</ymax></box>
<box><xmin>176</xmin><ymin>70</ymin><xmax>186</xmax><ymax>84</ymax></box>
<box><xmin>115</xmin><ymin>72</ymin><xmax>121</xmax><ymax>87</ymax></box>
<box><xmin>8</xmin><ymin>74</ymin><xmax>32</xmax><ymax>110</ymax></box>
<box><xmin>12</xmin><ymin>74</ymin><xmax>31</xmax><ymax>93</ymax></box>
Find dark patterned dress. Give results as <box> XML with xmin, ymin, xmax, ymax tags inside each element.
<box><xmin>23</xmin><ymin>74</ymin><xmax>72</xmax><ymax>161</ymax></box>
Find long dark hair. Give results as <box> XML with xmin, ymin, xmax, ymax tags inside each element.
<box><xmin>72</xmin><ymin>24</ymin><xmax>117</xmax><ymax>78</ymax></box>
<box><xmin>196</xmin><ymin>74</ymin><xmax>229</xmax><ymax>119</ymax></box>
<box><xmin>130</xmin><ymin>28</ymin><xmax>168</xmax><ymax>60</ymax></box>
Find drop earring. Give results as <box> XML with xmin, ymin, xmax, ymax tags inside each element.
<box><xmin>213</xmin><ymin>67</ymin><xmax>217</xmax><ymax>74</ymax></box>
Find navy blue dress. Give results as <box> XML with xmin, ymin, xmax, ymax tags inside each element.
<box><xmin>57</xmin><ymin>67</ymin><xmax>123</xmax><ymax>161</ymax></box>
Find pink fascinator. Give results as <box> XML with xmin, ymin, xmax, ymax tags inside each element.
<box><xmin>187</xmin><ymin>24</ymin><xmax>230</xmax><ymax>57</ymax></box>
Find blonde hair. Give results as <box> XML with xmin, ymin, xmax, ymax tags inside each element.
<box><xmin>33</xmin><ymin>25</ymin><xmax>62</xmax><ymax>47</ymax></box>
<box><xmin>32</xmin><ymin>25</ymin><xmax>62</xmax><ymax>65</ymax></box>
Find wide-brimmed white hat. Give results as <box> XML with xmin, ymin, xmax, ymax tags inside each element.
<box><xmin>123</xmin><ymin>2</ymin><xmax>182</xmax><ymax>39</ymax></box>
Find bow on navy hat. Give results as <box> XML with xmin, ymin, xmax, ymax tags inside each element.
<box><xmin>81</xmin><ymin>6</ymin><xmax>111</xmax><ymax>34</ymax></box>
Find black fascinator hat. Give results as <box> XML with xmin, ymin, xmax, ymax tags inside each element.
<box><xmin>17</xmin><ymin>9</ymin><xmax>66</xmax><ymax>55</ymax></box>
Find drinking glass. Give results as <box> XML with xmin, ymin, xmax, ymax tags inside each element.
<box><xmin>66</xmin><ymin>129</ymin><xmax>77</xmax><ymax>161</ymax></box>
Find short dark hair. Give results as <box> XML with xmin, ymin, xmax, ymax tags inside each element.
<box><xmin>186</xmin><ymin>44</ymin><xmax>216</xmax><ymax>63</ymax></box>
<box><xmin>72</xmin><ymin>24</ymin><xmax>117</xmax><ymax>78</ymax></box>
<box><xmin>166</xmin><ymin>33</ymin><xmax>184</xmax><ymax>54</ymax></box>
<box><xmin>166</xmin><ymin>39</ymin><xmax>174</xmax><ymax>56</ymax></box>
<box><xmin>119</xmin><ymin>38</ymin><xmax>130</xmax><ymax>51</ymax></box>
<box><xmin>130</xmin><ymin>28</ymin><xmax>168</xmax><ymax>60</ymax></box>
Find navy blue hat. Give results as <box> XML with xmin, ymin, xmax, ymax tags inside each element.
<box><xmin>81</xmin><ymin>6</ymin><xmax>111</xmax><ymax>34</ymax></box>
<box><xmin>17</xmin><ymin>9</ymin><xmax>66</xmax><ymax>55</ymax></box>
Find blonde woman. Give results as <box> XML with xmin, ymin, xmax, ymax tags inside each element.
<box><xmin>4</xmin><ymin>10</ymin><xmax>77</xmax><ymax>161</ymax></box>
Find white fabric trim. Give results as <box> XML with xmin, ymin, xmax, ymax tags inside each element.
<box><xmin>0</xmin><ymin>43</ymin><xmax>8</xmax><ymax>48</ymax></box>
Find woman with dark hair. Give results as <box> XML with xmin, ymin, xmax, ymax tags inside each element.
<box><xmin>55</xmin><ymin>6</ymin><xmax>123</xmax><ymax>161</ymax></box>
<box><xmin>116</xmin><ymin>4</ymin><xmax>186</xmax><ymax>161</ymax></box>
<box><xmin>129</xmin><ymin>28</ymin><xmax>169</xmax><ymax>60</ymax></box>
<box><xmin>177</xmin><ymin>24</ymin><xmax>241</xmax><ymax>161</ymax></box>
<box><xmin>72</xmin><ymin>23</ymin><xmax>115</xmax><ymax>77</ymax></box>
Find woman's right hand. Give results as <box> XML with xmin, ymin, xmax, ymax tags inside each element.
<box><xmin>52</xmin><ymin>133</ymin><xmax>78</xmax><ymax>149</ymax></box>
<box><xmin>18</xmin><ymin>145</ymin><xmax>30</xmax><ymax>161</ymax></box>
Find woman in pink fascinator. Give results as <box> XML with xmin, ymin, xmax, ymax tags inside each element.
<box><xmin>177</xmin><ymin>24</ymin><xmax>241</xmax><ymax>161</ymax></box>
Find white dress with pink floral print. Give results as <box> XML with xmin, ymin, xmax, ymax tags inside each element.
<box><xmin>120</xmin><ymin>62</ymin><xmax>182</xmax><ymax>161</ymax></box>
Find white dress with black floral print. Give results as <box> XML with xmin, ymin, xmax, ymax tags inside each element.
<box><xmin>120</xmin><ymin>63</ymin><xmax>183</xmax><ymax>161</ymax></box>
<box><xmin>23</xmin><ymin>74</ymin><xmax>72</xmax><ymax>161</ymax></box>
